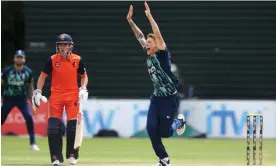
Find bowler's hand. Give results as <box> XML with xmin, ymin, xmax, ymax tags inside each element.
<box><xmin>127</xmin><ymin>5</ymin><xmax>133</xmax><ymax>21</ymax></box>
<box><xmin>144</xmin><ymin>1</ymin><xmax>151</xmax><ymax>17</ymax></box>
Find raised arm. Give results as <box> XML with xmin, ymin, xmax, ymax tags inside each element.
<box><xmin>144</xmin><ymin>1</ymin><xmax>166</xmax><ymax>50</ymax></box>
<box><xmin>127</xmin><ymin>5</ymin><xmax>146</xmax><ymax>48</ymax></box>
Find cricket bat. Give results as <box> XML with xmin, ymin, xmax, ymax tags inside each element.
<box><xmin>74</xmin><ymin>99</ymin><xmax>84</xmax><ymax>150</ymax></box>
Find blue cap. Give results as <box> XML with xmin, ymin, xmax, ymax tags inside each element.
<box><xmin>15</xmin><ymin>50</ymin><xmax>25</xmax><ymax>57</ymax></box>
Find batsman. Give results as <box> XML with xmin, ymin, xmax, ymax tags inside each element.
<box><xmin>32</xmin><ymin>34</ymin><xmax>88</xmax><ymax>166</ymax></box>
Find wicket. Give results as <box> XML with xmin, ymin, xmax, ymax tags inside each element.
<box><xmin>247</xmin><ymin>114</ymin><xmax>263</xmax><ymax>166</ymax></box>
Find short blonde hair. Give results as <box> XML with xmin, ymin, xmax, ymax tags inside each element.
<box><xmin>147</xmin><ymin>33</ymin><xmax>156</xmax><ymax>40</ymax></box>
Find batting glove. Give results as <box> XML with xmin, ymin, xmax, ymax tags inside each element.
<box><xmin>79</xmin><ymin>86</ymin><xmax>88</xmax><ymax>101</ymax></box>
<box><xmin>32</xmin><ymin>89</ymin><xmax>47</xmax><ymax>109</ymax></box>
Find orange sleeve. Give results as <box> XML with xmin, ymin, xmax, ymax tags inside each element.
<box><xmin>80</xmin><ymin>73</ymin><xmax>87</xmax><ymax>78</ymax></box>
<box><xmin>41</xmin><ymin>71</ymin><xmax>48</xmax><ymax>77</ymax></box>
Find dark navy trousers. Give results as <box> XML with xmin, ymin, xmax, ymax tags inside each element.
<box><xmin>146</xmin><ymin>93</ymin><xmax>179</xmax><ymax>159</ymax></box>
<box><xmin>1</xmin><ymin>98</ymin><xmax>36</xmax><ymax>145</ymax></box>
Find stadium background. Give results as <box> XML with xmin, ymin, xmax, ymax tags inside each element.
<box><xmin>1</xmin><ymin>1</ymin><xmax>276</xmax><ymax>165</ymax></box>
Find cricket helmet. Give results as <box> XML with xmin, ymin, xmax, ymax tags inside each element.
<box><xmin>56</xmin><ymin>33</ymin><xmax>74</xmax><ymax>54</ymax></box>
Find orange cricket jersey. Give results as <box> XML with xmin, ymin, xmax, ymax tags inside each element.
<box><xmin>41</xmin><ymin>53</ymin><xmax>86</xmax><ymax>93</ymax></box>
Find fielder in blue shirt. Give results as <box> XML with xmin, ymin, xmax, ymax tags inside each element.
<box><xmin>1</xmin><ymin>50</ymin><xmax>40</xmax><ymax>151</ymax></box>
<box><xmin>127</xmin><ymin>2</ymin><xmax>186</xmax><ymax>166</ymax></box>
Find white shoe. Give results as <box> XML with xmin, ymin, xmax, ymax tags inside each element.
<box><xmin>153</xmin><ymin>157</ymin><xmax>171</xmax><ymax>166</ymax></box>
<box><xmin>52</xmin><ymin>160</ymin><xmax>61</xmax><ymax>166</ymax></box>
<box><xmin>30</xmin><ymin>144</ymin><xmax>40</xmax><ymax>151</ymax></box>
<box><xmin>176</xmin><ymin>114</ymin><xmax>186</xmax><ymax>135</ymax></box>
<box><xmin>68</xmin><ymin>157</ymin><xmax>77</xmax><ymax>165</ymax></box>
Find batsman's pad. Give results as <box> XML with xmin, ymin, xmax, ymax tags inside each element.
<box><xmin>48</xmin><ymin>117</ymin><xmax>64</xmax><ymax>163</ymax></box>
<box><xmin>74</xmin><ymin>100</ymin><xmax>84</xmax><ymax>150</ymax></box>
<box><xmin>66</xmin><ymin>120</ymin><xmax>79</xmax><ymax>159</ymax></box>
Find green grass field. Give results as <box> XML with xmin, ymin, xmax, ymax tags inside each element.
<box><xmin>1</xmin><ymin>136</ymin><xmax>276</xmax><ymax>166</ymax></box>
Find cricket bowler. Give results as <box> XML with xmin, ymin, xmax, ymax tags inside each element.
<box><xmin>127</xmin><ymin>2</ymin><xmax>186</xmax><ymax>166</ymax></box>
<box><xmin>1</xmin><ymin>50</ymin><xmax>40</xmax><ymax>151</ymax></box>
<box><xmin>32</xmin><ymin>34</ymin><xmax>88</xmax><ymax>166</ymax></box>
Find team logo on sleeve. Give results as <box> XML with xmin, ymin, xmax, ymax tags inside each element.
<box><xmin>148</xmin><ymin>66</ymin><xmax>156</xmax><ymax>74</ymax></box>
<box><xmin>55</xmin><ymin>62</ymin><xmax>60</xmax><ymax>67</ymax></box>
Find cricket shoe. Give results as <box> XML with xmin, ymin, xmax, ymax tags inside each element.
<box><xmin>176</xmin><ymin>114</ymin><xmax>186</xmax><ymax>135</ymax></box>
<box><xmin>30</xmin><ymin>144</ymin><xmax>40</xmax><ymax>151</ymax></box>
<box><xmin>68</xmin><ymin>157</ymin><xmax>77</xmax><ymax>166</ymax></box>
<box><xmin>154</xmin><ymin>157</ymin><xmax>171</xmax><ymax>166</ymax></box>
<box><xmin>52</xmin><ymin>160</ymin><xmax>61</xmax><ymax>166</ymax></box>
